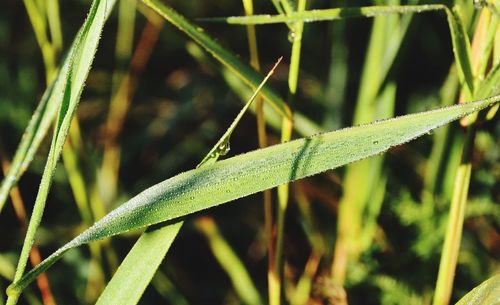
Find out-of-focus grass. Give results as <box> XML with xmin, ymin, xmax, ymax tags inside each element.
<box><xmin>0</xmin><ymin>1</ymin><xmax>498</xmax><ymax>305</ymax></box>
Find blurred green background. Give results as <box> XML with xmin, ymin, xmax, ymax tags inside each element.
<box><xmin>0</xmin><ymin>0</ymin><xmax>498</xmax><ymax>304</ymax></box>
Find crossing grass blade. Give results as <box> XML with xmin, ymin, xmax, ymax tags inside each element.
<box><xmin>94</xmin><ymin>222</ymin><xmax>183</xmax><ymax>305</ymax></box>
<box><xmin>206</xmin><ymin>4</ymin><xmax>445</xmax><ymax>24</ymax></box>
<box><xmin>7</xmin><ymin>95</ymin><xmax>499</xmax><ymax>295</ymax></box>
<box><xmin>92</xmin><ymin>57</ymin><xmax>280</xmax><ymax>305</ymax></box>
<box><xmin>0</xmin><ymin>0</ymin><xmax>117</xmax><ymax>214</ymax></box>
<box><xmin>142</xmin><ymin>0</ymin><xmax>292</xmax><ymax>120</ymax></box>
<box><xmin>6</xmin><ymin>0</ymin><xmax>115</xmax><ymax>304</ymax></box>
<box><xmin>208</xmin><ymin>3</ymin><xmax>474</xmax><ymax>100</ymax></box>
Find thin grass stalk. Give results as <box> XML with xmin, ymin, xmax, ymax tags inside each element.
<box><xmin>0</xmin><ymin>0</ymin><xmax>117</xmax><ymax>215</ymax></box>
<box><xmin>142</xmin><ymin>0</ymin><xmax>292</xmax><ymax>120</ymax></box>
<box><xmin>25</xmin><ymin>0</ymin><xmax>97</xmax><ymax>229</ymax></box>
<box><xmin>0</xmin><ymin>152</ymin><xmax>56</xmax><ymax>305</ymax></box>
<box><xmin>9</xmin><ymin>2</ymin><xmax>63</xmax><ymax>304</ymax></box>
<box><xmin>460</xmin><ymin>8</ymin><xmax>498</xmax><ymax>126</ymax></box>
<box><xmin>6</xmin><ymin>1</ymin><xmax>109</xmax><ymax>303</ymax></box>
<box><xmin>46</xmin><ymin>0</ymin><xmax>63</xmax><ymax>54</ymax></box>
<box><xmin>25</xmin><ymin>1</ymin><xmax>109</xmax><ymax>300</ymax></box>
<box><xmin>422</xmin><ymin>65</ymin><xmax>459</xmax><ymax>203</ymax></box>
<box><xmin>433</xmin><ymin>6</ymin><xmax>495</xmax><ymax>304</ymax></box>
<box><xmin>272</xmin><ymin>1</ymin><xmax>307</xmax><ymax>304</ymax></box>
<box><xmin>290</xmin><ymin>182</ymin><xmax>325</xmax><ymax>305</ymax></box>
<box><xmin>23</xmin><ymin>0</ymin><xmax>57</xmax><ymax>83</ymax></box>
<box><xmin>241</xmin><ymin>2</ymin><xmax>277</xmax><ymax>304</ymax></box>
<box><xmin>432</xmin><ymin>126</ymin><xmax>475</xmax><ymax>305</ymax></box>
<box><xmin>332</xmin><ymin>11</ymin><xmax>394</xmax><ymax>284</ymax></box>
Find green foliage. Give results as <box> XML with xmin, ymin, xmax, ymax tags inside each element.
<box><xmin>0</xmin><ymin>1</ymin><xmax>498</xmax><ymax>305</ymax></box>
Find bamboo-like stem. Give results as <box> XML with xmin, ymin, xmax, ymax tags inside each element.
<box><xmin>432</xmin><ymin>126</ymin><xmax>475</xmax><ymax>305</ymax></box>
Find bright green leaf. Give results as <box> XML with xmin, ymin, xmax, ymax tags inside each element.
<box><xmin>7</xmin><ymin>95</ymin><xmax>499</xmax><ymax>294</ymax></box>
<box><xmin>93</xmin><ymin>56</ymin><xmax>281</xmax><ymax>305</ymax></box>
<box><xmin>94</xmin><ymin>222</ymin><xmax>183</xmax><ymax>305</ymax></box>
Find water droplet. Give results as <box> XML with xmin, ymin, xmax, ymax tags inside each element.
<box><xmin>209</xmin><ymin>152</ymin><xmax>217</xmax><ymax>159</ymax></box>
<box><xmin>373</xmin><ymin>140</ymin><xmax>379</xmax><ymax>145</ymax></box>
<box><xmin>218</xmin><ymin>141</ymin><xmax>230</xmax><ymax>156</ymax></box>
<box><xmin>287</xmin><ymin>31</ymin><xmax>296</xmax><ymax>43</ymax></box>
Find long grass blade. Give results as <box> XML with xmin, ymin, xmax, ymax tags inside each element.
<box><xmin>0</xmin><ymin>0</ymin><xmax>117</xmax><ymax>214</ymax></box>
<box><xmin>7</xmin><ymin>95</ymin><xmax>499</xmax><ymax>294</ymax></box>
<box><xmin>6</xmin><ymin>0</ymin><xmax>114</xmax><ymax>304</ymax></box>
<box><xmin>94</xmin><ymin>223</ymin><xmax>183</xmax><ymax>305</ymax></box>
<box><xmin>208</xmin><ymin>3</ymin><xmax>474</xmax><ymax>105</ymax></box>
<box><xmin>142</xmin><ymin>0</ymin><xmax>292</xmax><ymax>120</ymax></box>
<box><xmin>92</xmin><ymin>57</ymin><xmax>281</xmax><ymax>305</ymax></box>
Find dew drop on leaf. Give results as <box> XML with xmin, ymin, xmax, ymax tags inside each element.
<box><xmin>288</xmin><ymin>31</ymin><xmax>296</xmax><ymax>43</ymax></box>
<box><xmin>218</xmin><ymin>141</ymin><xmax>230</xmax><ymax>156</ymax></box>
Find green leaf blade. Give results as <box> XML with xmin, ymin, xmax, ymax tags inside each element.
<box><xmin>142</xmin><ymin>0</ymin><xmax>291</xmax><ymax>120</ymax></box>
<box><xmin>9</xmin><ymin>96</ymin><xmax>499</xmax><ymax>293</ymax></box>
<box><xmin>94</xmin><ymin>222</ymin><xmax>183</xmax><ymax>305</ymax></box>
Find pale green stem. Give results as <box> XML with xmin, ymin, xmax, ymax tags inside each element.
<box><xmin>273</xmin><ymin>1</ymin><xmax>307</xmax><ymax>304</ymax></box>
<box><xmin>432</xmin><ymin>126</ymin><xmax>475</xmax><ymax>305</ymax></box>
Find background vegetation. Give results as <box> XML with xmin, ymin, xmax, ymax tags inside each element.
<box><xmin>0</xmin><ymin>0</ymin><xmax>498</xmax><ymax>305</ymax></box>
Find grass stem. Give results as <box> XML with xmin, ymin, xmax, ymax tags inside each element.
<box><xmin>432</xmin><ymin>126</ymin><xmax>475</xmax><ymax>305</ymax></box>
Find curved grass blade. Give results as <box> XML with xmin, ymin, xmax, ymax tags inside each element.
<box><xmin>209</xmin><ymin>3</ymin><xmax>474</xmax><ymax>99</ymax></box>
<box><xmin>93</xmin><ymin>58</ymin><xmax>280</xmax><ymax>305</ymax></box>
<box><xmin>0</xmin><ymin>0</ymin><xmax>117</xmax><ymax>214</ymax></box>
<box><xmin>7</xmin><ymin>95</ymin><xmax>499</xmax><ymax>294</ymax></box>
<box><xmin>6</xmin><ymin>0</ymin><xmax>113</xmax><ymax>303</ymax></box>
<box><xmin>142</xmin><ymin>0</ymin><xmax>292</xmax><ymax>120</ymax></box>
<box><xmin>0</xmin><ymin>82</ymin><xmax>57</xmax><ymax>213</ymax></box>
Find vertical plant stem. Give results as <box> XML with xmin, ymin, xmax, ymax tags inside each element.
<box><xmin>46</xmin><ymin>0</ymin><xmax>63</xmax><ymax>53</ymax></box>
<box><xmin>271</xmin><ymin>1</ymin><xmax>307</xmax><ymax>304</ymax></box>
<box><xmin>0</xmin><ymin>152</ymin><xmax>56</xmax><ymax>305</ymax></box>
<box><xmin>433</xmin><ymin>6</ymin><xmax>495</xmax><ymax>305</ymax></box>
<box><xmin>240</xmin><ymin>1</ymin><xmax>277</xmax><ymax>304</ymax></box>
<box><xmin>23</xmin><ymin>0</ymin><xmax>57</xmax><ymax>83</ymax></box>
<box><xmin>332</xmin><ymin>12</ymin><xmax>388</xmax><ymax>285</ymax></box>
<box><xmin>432</xmin><ymin>126</ymin><xmax>475</xmax><ymax>305</ymax></box>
